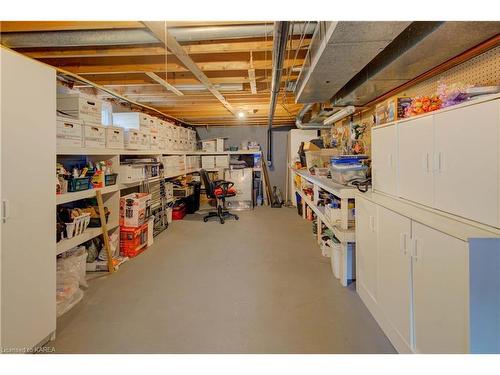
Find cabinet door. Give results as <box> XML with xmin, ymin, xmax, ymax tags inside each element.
<box><xmin>372</xmin><ymin>125</ymin><xmax>398</xmax><ymax>196</ymax></box>
<box><xmin>1</xmin><ymin>49</ymin><xmax>56</xmax><ymax>349</ymax></box>
<box><xmin>377</xmin><ymin>206</ymin><xmax>412</xmax><ymax>349</ymax></box>
<box><xmin>398</xmin><ymin>116</ymin><xmax>434</xmax><ymax>207</ymax></box>
<box><xmin>412</xmin><ymin>221</ymin><xmax>469</xmax><ymax>353</ymax></box>
<box><xmin>355</xmin><ymin>197</ymin><xmax>378</xmax><ymax>304</ymax></box>
<box><xmin>434</xmin><ymin>100</ymin><xmax>499</xmax><ymax>227</ymax></box>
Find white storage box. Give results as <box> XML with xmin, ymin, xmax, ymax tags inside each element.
<box><xmin>201</xmin><ymin>138</ymin><xmax>226</xmax><ymax>152</ymax></box>
<box><xmin>105</xmin><ymin>126</ymin><xmax>125</xmax><ymax>149</ymax></box>
<box><xmin>57</xmin><ymin>93</ymin><xmax>102</xmax><ymax>124</ymax></box>
<box><xmin>139</xmin><ymin>130</ymin><xmax>150</xmax><ymax>150</ymax></box>
<box><xmin>150</xmin><ymin>134</ymin><xmax>160</xmax><ymax>150</ymax></box>
<box><xmin>215</xmin><ymin>155</ymin><xmax>229</xmax><ymax>168</ymax></box>
<box><xmin>119</xmin><ymin>164</ymin><xmax>145</xmax><ymax>184</ymax></box>
<box><xmin>124</xmin><ymin>129</ymin><xmax>141</xmax><ymax>150</ymax></box>
<box><xmin>112</xmin><ymin>112</ymin><xmax>151</xmax><ymax>130</ymax></box>
<box><xmin>202</xmin><ymin>156</ymin><xmax>216</xmax><ymax>169</ymax></box>
<box><xmin>56</xmin><ymin>117</ymin><xmax>82</xmax><ymax>148</ymax></box>
<box><xmin>119</xmin><ymin>192</ymin><xmax>151</xmax><ymax>227</ymax></box>
<box><xmin>83</xmin><ymin>124</ymin><xmax>106</xmax><ymax>148</ymax></box>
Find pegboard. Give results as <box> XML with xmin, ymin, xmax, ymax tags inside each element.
<box><xmin>401</xmin><ymin>45</ymin><xmax>500</xmax><ymax>98</ymax></box>
<box><xmin>330</xmin><ymin>45</ymin><xmax>500</xmax><ymax>156</ymax></box>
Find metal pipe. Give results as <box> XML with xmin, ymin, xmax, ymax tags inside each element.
<box><xmin>295</xmin><ymin>104</ymin><xmax>332</xmax><ymax>129</ymax></box>
<box><xmin>0</xmin><ymin>23</ymin><xmax>317</xmax><ymax>48</ymax></box>
<box><xmin>267</xmin><ymin>21</ymin><xmax>291</xmax><ymax>167</ymax></box>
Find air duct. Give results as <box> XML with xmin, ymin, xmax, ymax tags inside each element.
<box><xmin>295</xmin><ymin>104</ymin><xmax>331</xmax><ymax>129</ymax></box>
<box><xmin>266</xmin><ymin>21</ymin><xmax>290</xmax><ymax>167</ymax></box>
<box><xmin>0</xmin><ymin>23</ymin><xmax>316</xmax><ymax>48</ymax></box>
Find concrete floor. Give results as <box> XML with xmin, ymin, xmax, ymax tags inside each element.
<box><xmin>52</xmin><ymin>206</ymin><xmax>395</xmax><ymax>353</ymax></box>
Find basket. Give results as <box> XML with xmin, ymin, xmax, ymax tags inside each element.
<box><xmin>67</xmin><ymin>176</ymin><xmax>91</xmax><ymax>192</ymax></box>
<box><xmin>64</xmin><ymin>213</ymin><xmax>91</xmax><ymax>239</ymax></box>
<box><xmin>105</xmin><ymin>173</ymin><xmax>118</xmax><ymax>186</ymax></box>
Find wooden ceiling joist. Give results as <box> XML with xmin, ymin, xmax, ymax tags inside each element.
<box><xmin>17</xmin><ymin>39</ymin><xmax>310</xmax><ymax>59</ymax></box>
<box><xmin>143</xmin><ymin>21</ymin><xmax>239</xmax><ymax>118</ymax></box>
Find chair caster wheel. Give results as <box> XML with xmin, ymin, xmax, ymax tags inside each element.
<box><xmin>220</xmin><ymin>219</ymin><xmax>225</xmax><ymax>224</ymax></box>
<box><xmin>235</xmin><ymin>215</ymin><xmax>239</xmax><ymax>220</ymax></box>
<box><xmin>203</xmin><ymin>218</ymin><xmax>208</xmax><ymax>222</ymax></box>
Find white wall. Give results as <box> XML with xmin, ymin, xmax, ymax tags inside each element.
<box><xmin>196</xmin><ymin>126</ymin><xmax>292</xmax><ymax>194</ymax></box>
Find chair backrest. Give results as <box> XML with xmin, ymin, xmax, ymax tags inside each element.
<box><xmin>199</xmin><ymin>169</ymin><xmax>215</xmax><ymax>198</ymax></box>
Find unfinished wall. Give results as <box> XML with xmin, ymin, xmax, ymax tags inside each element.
<box><xmin>196</xmin><ymin>126</ymin><xmax>292</xmax><ymax>194</ymax></box>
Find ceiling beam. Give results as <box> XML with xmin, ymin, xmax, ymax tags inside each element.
<box><xmin>17</xmin><ymin>39</ymin><xmax>310</xmax><ymax>59</ymax></box>
<box><xmin>144</xmin><ymin>72</ymin><xmax>183</xmax><ymax>96</ymax></box>
<box><xmin>0</xmin><ymin>21</ymin><xmax>145</xmax><ymax>32</ymax></box>
<box><xmin>143</xmin><ymin>21</ymin><xmax>239</xmax><ymax>118</ymax></box>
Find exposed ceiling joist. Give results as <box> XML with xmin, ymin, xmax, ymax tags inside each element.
<box><xmin>142</xmin><ymin>21</ymin><xmax>239</xmax><ymax>118</ymax></box>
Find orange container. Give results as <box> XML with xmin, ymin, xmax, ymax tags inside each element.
<box><xmin>120</xmin><ymin>223</ymin><xmax>148</xmax><ymax>258</ymax></box>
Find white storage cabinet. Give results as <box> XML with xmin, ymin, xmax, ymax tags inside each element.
<box><xmin>371</xmin><ymin>124</ymin><xmax>398</xmax><ymax>196</ymax></box>
<box><xmin>1</xmin><ymin>48</ymin><xmax>56</xmax><ymax>351</ymax></box>
<box><xmin>355</xmin><ymin>195</ymin><xmax>470</xmax><ymax>353</ymax></box>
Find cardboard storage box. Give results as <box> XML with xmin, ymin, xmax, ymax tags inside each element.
<box><xmin>138</xmin><ymin>130</ymin><xmax>151</xmax><ymax>150</ymax></box>
<box><xmin>150</xmin><ymin>134</ymin><xmax>160</xmax><ymax>150</ymax></box>
<box><xmin>202</xmin><ymin>156</ymin><xmax>216</xmax><ymax>169</ymax></box>
<box><xmin>124</xmin><ymin>129</ymin><xmax>141</xmax><ymax>150</ymax></box>
<box><xmin>83</xmin><ymin>124</ymin><xmax>106</xmax><ymax>148</ymax></box>
<box><xmin>201</xmin><ymin>138</ymin><xmax>226</xmax><ymax>152</ymax></box>
<box><xmin>375</xmin><ymin>97</ymin><xmax>412</xmax><ymax>125</ymax></box>
<box><xmin>119</xmin><ymin>164</ymin><xmax>145</xmax><ymax>184</ymax></box>
<box><xmin>105</xmin><ymin>126</ymin><xmax>125</xmax><ymax>149</ymax></box>
<box><xmin>57</xmin><ymin>93</ymin><xmax>102</xmax><ymax>124</ymax></box>
<box><xmin>215</xmin><ymin>155</ymin><xmax>229</xmax><ymax>168</ymax></box>
<box><xmin>112</xmin><ymin>112</ymin><xmax>151</xmax><ymax>130</ymax></box>
<box><xmin>120</xmin><ymin>193</ymin><xmax>152</xmax><ymax>228</ymax></box>
<box><xmin>56</xmin><ymin>117</ymin><xmax>82</xmax><ymax>148</ymax></box>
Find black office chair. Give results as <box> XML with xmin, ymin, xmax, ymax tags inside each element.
<box><xmin>199</xmin><ymin>169</ymin><xmax>239</xmax><ymax>224</ymax></box>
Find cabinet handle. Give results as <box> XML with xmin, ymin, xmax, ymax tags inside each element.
<box><xmin>411</xmin><ymin>238</ymin><xmax>420</xmax><ymax>262</ymax></box>
<box><xmin>388</xmin><ymin>153</ymin><xmax>393</xmax><ymax>167</ymax></box>
<box><xmin>1</xmin><ymin>199</ymin><xmax>9</xmax><ymax>223</ymax></box>
<box><xmin>369</xmin><ymin>215</ymin><xmax>375</xmax><ymax>232</ymax></box>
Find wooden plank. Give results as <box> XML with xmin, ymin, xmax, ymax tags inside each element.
<box><xmin>18</xmin><ymin>39</ymin><xmax>310</xmax><ymax>59</ymax></box>
<box><xmin>143</xmin><ymin>21</ymin><xmax>239</xmax><ymax>118</ymax></box>
<box><xmin>58</xmin><ymin>58</ymin><xmax>304</xmax><ymax>75</ymax></box>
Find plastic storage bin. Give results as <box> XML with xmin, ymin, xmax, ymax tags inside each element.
<box><xmin>330</xmin><ymin>238</ymin><xmax>341</xmax><ymax>279</ymax></box>
<box><xmin>329</xmin><ymin>157</ymin><xmax>368</xmax><ymax>185</ymax></box>
<box><xmin>104</xmin><ymin>173</ymin><xmax>118</xmax><ymax>186</ymax></box>
<box><xmin>67</xmin><ymin>176</ymin><xmax>91</xmax><ymax>192</ymax></box>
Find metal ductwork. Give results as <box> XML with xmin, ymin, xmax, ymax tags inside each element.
<box><xmin>267</xmin><ymin>21</ymin><xmax>291</xmax><ymax>167</ymax></box>
<box><xmin>295</xmin><ymin>104</ymin><xmax>332</xmax><ymax>129</ymax></box>
<box><xmin>0</xmin><ymin>23</ymin><xmax>316</xmax><ymax>48</ymax></box>
<box><xmin>332</xmin><ymin>21</ymin><xmax>500</xmax><ymax>106</ymax></box>
<box><xmin>294</xmin><ymin>21</ymin><xmax>411</xmax><ymax>103</ymax></box>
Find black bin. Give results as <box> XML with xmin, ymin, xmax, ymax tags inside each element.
<box><xmin>185</xmin><ymin>181</ymin><xmax>202</xmax><ymax>214</ymax></box>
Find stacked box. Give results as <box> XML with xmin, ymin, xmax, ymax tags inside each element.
<box><xmin>56</xmin><ymin>116</ymin><xmax>82</xmax><ymax>147</ymax></box>
<box><xmin>105</xmin><ymin>126</ymin><xmax>125</xmax><ymax>149</ymax></box>
<box><xmin>83</xmin><ymin>124</ymin><xmax>106</xmax><ymax>148</ymax></box>
<box><xmin>57</xmin><ymin>93</ymin><xmax>102</xmax><ymax>125</ymax></box>
<box><xmin>112</xmin><ymin>112</ymin><xmax>150</xmax><ymax>130</ymax></box>
<box><xmin>119</xmin><ymin>193</ymin><xmax>152</xmax><ymax>228</ymax></box>
<box><xmin>124</xmin><ymin>129</ymin><xmax>141</xmax><ymax>150</ymax></box>
<box><xmin>202</xmin><ymin>156</ymin><xmax>216</xmax><ymax>169</ymax></box>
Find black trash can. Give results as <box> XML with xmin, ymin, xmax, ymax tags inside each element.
<box><xmin>185</xmin><ymin>181</ymin><xmax>202</xmax><ymax>214</ymax></box>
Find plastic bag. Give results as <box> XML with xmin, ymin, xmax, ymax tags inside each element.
<box><xmin>98</xmin><ymin>232</ymin><xmax>119</xmax><ymax>261</ymax></box>
<box><xmin>56</xmin><ymin>246</ymin><xmax>88</xmax><ymax>317</ymax></box>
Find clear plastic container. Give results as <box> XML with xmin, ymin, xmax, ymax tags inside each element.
<box><xmin>329</xmin><ymin>163</ymin><xmax>367</xmax><ymax>185</ymax></box>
